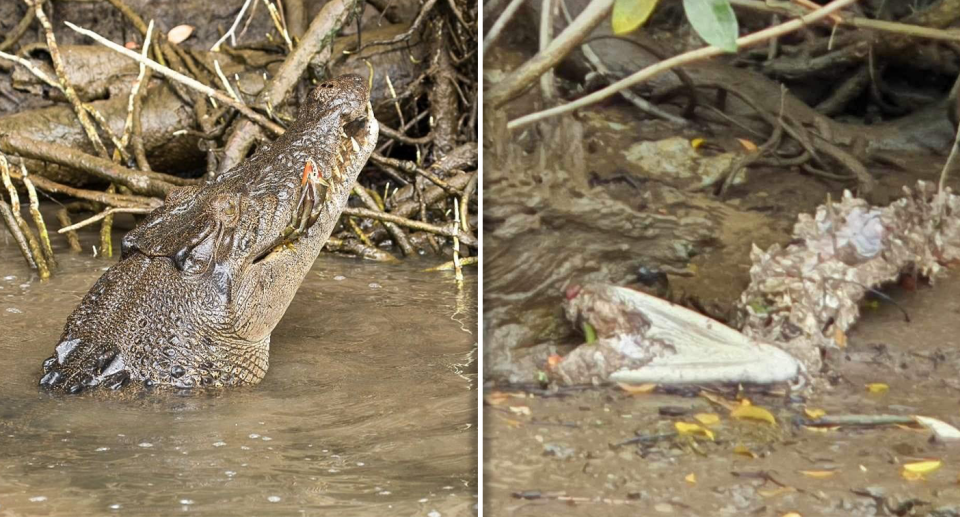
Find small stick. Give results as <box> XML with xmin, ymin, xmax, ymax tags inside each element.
<box><xmin>64</xmin><ymin>21</ymin><xmax>284</xmax><ymax>136</ymax></box>
<box><xmin>211</xmin><ymin>0</ymin><xmax>256</xmax><ymax>51</ymax></box>
<box><xmin>100</xmin><ymin>184</ymin><xmax>116</xmax><ymax>258</ymax></box>
<box><xmin>262</xmin><ymin>0</ymin><xmax>294</xmax><ymax>52</ymax></box>
<box><xmin>350</xmin><ymin>185</ymin><xmax>416</xmax><ymax>256</ymax></box>
<box><xmin>325</xmin><ymin>236</ymin><xmax>400</xmax><ymax>262</ymax></box>
<box><xmin>370</xmin><ymin>153</ymin><xmax>461</xmax><ymax>195</ymax></box>
<box><xmin>422</xmin><ymin>256</ymin><xmax>478</xmax><ymax>271</ymax></box>
<box><xmin>341</xmin><ymin>207</ymin><xmax>478</xmax><ymax>247</ymax></box>
<box><xmin>20</xmin><ymin>166</ymin><xmax>56</xmax><ymax>268</ymax></box>
<box><xmin>119</xmin><ymin>20</ymin><xmax>154</xmax><ymax>162</ymax></box>
<box><xmin>483</xmin><ymin>0</ymin><xmax>527</xmax><ymax>54</ymax></box>
<box><xmin>346</xmin><ymin>217</ymin><xmax>376</xmax><ymax>248</ymax></box>
<box><xmin>0</xmin><ymin>5</ymin><xmax>35</xmax><ymax>53</ymax></box>
<box><xmin>5</xmin><ymin>164</ymin><xmax>159</xmax><ymax>209</ymax></box>
<box><xmin>214</xmin><ymin>59</ymin><xmax>242</xmax><ymax>102</ymax></box>
<box><xmin>1</xmin><ymin>198</ymin><xmax>36</xmax><ymax>269</ymax></box>
<box><xmin>27</xmin><ymin>0</ymin><xmax>110</xmax><ymax>159</ymax></box>
<box><xmin>799</xmin><ymin>414</ymin><xmax>917</xmax><ymax>427</ymax></box>
<box><xmin>452</xmin><ymin>196</ymin><xmax>463</xmax><ymax>284</ymax></box>
<box><xmin>58</xmin><ymin>207</ymin><xmax>155</xmax><ymax>233</ymax></box>
<box><xmin>56</xmin><ymin>206</ymin><xmax>83</xmax><ymax>253</ymax></box>
<box><xmin>504</xmin><ymin>0</ymin><xmax>859</xmax><ymax>128</ymax></box>
<box><xmin>1</xmin><ymin>155</ymin><xmax>48</xmax><ymax>279</ymax></box>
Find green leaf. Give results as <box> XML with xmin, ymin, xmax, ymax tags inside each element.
<box><xmin>582</xmin><ymin>321</ymin><xmax>597</xmax><ymax>343</ymax></box>
<box><xmin>682</xmin><ymin>0</ymin><xmax>738</xmax><ymax>53</ymax></box>
<box><xmin>612</xmin><ymin>0</ymin><xmax>660</xmax><ymax>35</ymax></box>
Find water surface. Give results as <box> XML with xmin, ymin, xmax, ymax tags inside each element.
<box><xmin>0</xmin><ymin>235</ymin><xmax>477</xmax><ymax>516</ymax></box>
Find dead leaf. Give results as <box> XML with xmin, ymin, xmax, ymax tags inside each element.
<box><xmin>865</xmin><ymin>383</ymin><xmax>889</xmax><ymax>394</ymax></box>
<box><xmin>509</xmin><ymin>405</ymin><xmax>531</xmax><ymax>416</ymax></box>
<box><xmin>618</xmin><ymin>382</ymin><xmax>657</xmax><ymax>394</ymax></box>
<box><xmin>685</xmin><ymin>473</ymin><xmax>696</xmax><ymax>484</ymax></box>
<box><xmin>737</xmin><ymin>138</ymin><xmax>758</xmax><ymax>152</ymax></box>
<box><xmin>833</xmin><ymin>327</ymin><xmax>847</xmax><ymax>348</ymax></box>
<box><xmin>675</xmin><ymin>422</ymin><xmax>715</xmax><ymax>441</ymax></box>
<box><xmin>485</xmin><ymin>392</ymin><xmax>510</xmax><ymax>406</ymax></box>
<box><xmin>694</xmin><ymin>413</ymin><xmax>720</xmax><ymax>426</ymax></box>
<box><xmin>167</xmin><ymin>25</ymin><xmax>195</xmax><ymax>44</ymax></box>
<box><xmin>799</xmin><ymin>469</ymin><xmax>837</xmax><ymax>479</ymax></box>
<box><xmin>546</xmin><ymin>354</ymin><xmax>562</xmax><ymax>368</ymax></box>
<box><xmin>699</xmin><ymin>391</ymin><xmax>738</xmax><ymax>412</ymax></box>
<box><xmin>731</xmin><ymin>405</ymin><xmax>777</xmax><ymax>425</ymax></box>
<box><xmin>902</xmin><ymin>459</ymin><xmax>942</xmax><ymax>480</ymax></box>
<box><xmin>781</xmin><ymin>513</ymin><xmax>802</xmax><ymax>517</ymax></box>
<box><xmin>124</xmin><ymin>41</ymin><xmax>139</xmax><ymax>50</ymax></box>
<box><xmin>733</xmin><ymin>444</ymin><xmax>757</xmax><ymax>458</ymax></box>
<box><xmin>804</xmin><ymin>408</ymin><xmax>826</xmax><ymax>419</ymax></box>
<box><xmin>758</xmin><ymin>486</ymin><xmax>796</xmax><ymax>498</ymax></box>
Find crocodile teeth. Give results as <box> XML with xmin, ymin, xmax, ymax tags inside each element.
<box><xmin>340</xmin><ymin>127</ymin><xmax>347</xmax><ymax>139</ymax></box>
<box><xmin>331</xmin><ymin>162</ymin><xmax>341</xmax><ymax>180</ymax></box>
<box><xmin>350</xmin><ymin>137</ymin><xmax>360</xmax><ymax>153</ymax></box>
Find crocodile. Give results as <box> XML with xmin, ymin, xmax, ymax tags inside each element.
<box><xmin>38</xmin><ymin>74</ymin><xmax>379</xmax><ymax>393</ymax></box>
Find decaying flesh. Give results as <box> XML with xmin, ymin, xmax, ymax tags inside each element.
<box><xmin>553</xmin><ymin>283</ymin><xmax>800</xmax><ymax>386</ymax></box>
<box><xmin>38</xmin><ymin>74</ymin><xmax>379</xmax><ymax>393</ymax></box>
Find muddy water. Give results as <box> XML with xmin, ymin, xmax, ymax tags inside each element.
<box><xmin>484</xmin><ymin>272</ymin><xmax>960</xmax><ymax>516</ymax></box>
<box><xmin>0</xmin><ymin>234</ymin><xmax>477</xmax><ymax>516</ymax></box>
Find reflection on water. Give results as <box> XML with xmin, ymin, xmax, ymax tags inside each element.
<box><xmin>0</xmin><ymin>236</ymin><xmax>477</xmax><ymax>516</ymax></box>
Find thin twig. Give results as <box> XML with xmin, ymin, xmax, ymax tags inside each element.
<box><xmin>483</xmin><ymin>0</ymin><xmax>527</xmax><ymax>54</ymax></box>
<box><xmin>212</xmin><ymin>0</ymin><xmax>256</xmax><ymax>51</ymax></box>
<box><xmin>58</xmin><ymin>207</ymin><xmax>154</xmax><ymax>233</ymax></box>
<box><xmin>1</xmin><ymin>198</ymin><xmax>36</xmax><ymax>269</ymax></box>
<box><xmin>65</xmin><ymin>21</ymin><xmax>284</xmax><ymax>136</ymax></box>
<box><xmin>28</xmin><ymin>0</ymin><xmax>110</xmax><ymax>159</ymax></box>
<box><xmin>342</xmin><ymin>206</ymin><xmax>478</xmax><ymax>247</ymax></box>
<box><xmin>505</xmin><ymin>0</ymin><xmax>859</xmax><ymax>128</ymax></box>
<box><xmin>20</xmin><ymin>167</ymin><xmax>55</xmax><ymax>267</ymax></box>
<box><xmin>56</xmin><ymin>205</ymin><xmax>83</xmax><ymax>253</ymax></box>
<box><xmin>0</xmin><ymin>155</ymin><xmax>48</xmax><ymax>279</ymax></box>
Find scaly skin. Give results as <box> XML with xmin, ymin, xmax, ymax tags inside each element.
<box><xmin>39</xmin><ymin>74</ymin><xmax>379</xmax><ymax>393</ymax></box>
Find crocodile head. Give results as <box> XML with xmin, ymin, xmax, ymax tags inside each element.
<box><xmin>39</xmin><ymin>74</ymin><xmax>379</xmax><ymax>393</ymax></box>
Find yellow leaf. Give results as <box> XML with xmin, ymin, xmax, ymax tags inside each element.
<box><xmin>866</xmin><ymin>383</ymin><xmax>889</xmax><ymax>394</ymax></box>
<box><xmin>733</xmin><ymin>444</ymin><xmax>757</xmax><ymax>458</ymax></box>
<box><xmin>694</xmin><ymin>413</ymin><xmax>720</xmax><ymax>426</ymax></box>
<box><xmin>903</xmin><ymin>460</ymin><xmax>942</xmax><ymax>475</ymax></box>
<box><xmin>737</xmin><ymin>138</ymin><xmax>758</xmax><ymax>152</ymax></box>
<box><xmin>782</xmin><ymin>513</ymin><xmax>802</xmax><ymax>517</ymax></box>
<box><xmin>618</xmin><ymin>382</ymin><xmax>657</xmax><ymax>394</ymax></box>
<box><xmin>799</xmin><ymin>469</ymin><xmax>837</xmax><ymax>479</ymax></box>
<box><xmin>675</xmin><ymin>422</ymin><xmax>715</xmax><ymax>441</ymax></box>
<box><xmin>802</xmin><ymin>425</ymin><xmax>837</xmax><ymax>433</ymax></box>
<box><xmin>739</xmin><ymin>398</ymin><xmax>752</xmax><ymax>406</ymax></box>
<box><xmin>691</xmin><ymin>138</ymin><xmax>705</xmax><ymax>149</ymax></box>
<box><xmin>804</xmin><ymin>408</ymin><xmax>826</xmax><ymax>419</ymax></box>
<box><xmin>685</xmin><ymin>473</ymin><xmax>696</xmax><ymax>484</ymax></box>
<box><xmin>731</xmin><ymin>405</ymin><xmax>777</xmax><ymax>425</ymax></box>
<box><xmin>612</xmin><ymin>0</ymin><xmax>660</xmax><ymax>35</ymax></box>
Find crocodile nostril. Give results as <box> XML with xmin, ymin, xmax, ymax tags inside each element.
<box><xmin>42</xmin><ymin>356</ymin><xmax>57</xmax><ymax>372</ymax></box>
